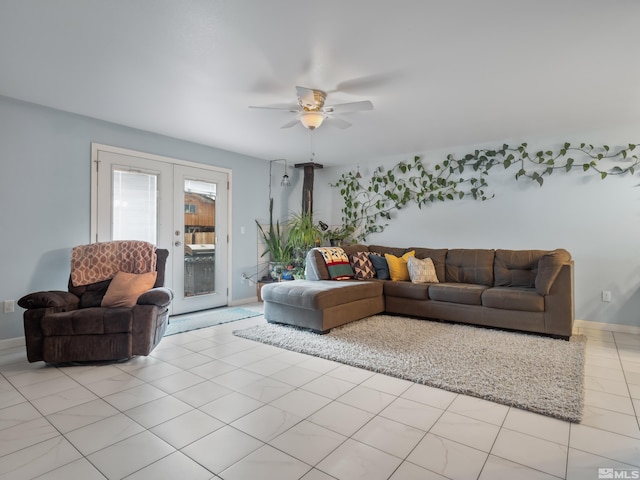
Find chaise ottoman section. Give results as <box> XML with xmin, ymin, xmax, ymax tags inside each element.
<box><xmin>261</xmin><ymin>280</ymin><xmax>384</xmax><ymax>333</ymax></box>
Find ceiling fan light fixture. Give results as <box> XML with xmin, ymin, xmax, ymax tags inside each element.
<box><xmin>300</xmin><ymin>112</ymin><xmax>325</xmax><ymax>130</ymax></box>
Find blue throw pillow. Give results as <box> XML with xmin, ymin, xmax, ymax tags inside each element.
<box><xmin>369</xmin><ymin>253</ymin><xmax>390</xmax><ymax>280</ymax></box>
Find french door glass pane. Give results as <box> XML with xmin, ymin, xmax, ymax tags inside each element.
<box><xmin>112</xmin><ymin>169</ymin><xmax>158</xmax><ymax>243</ymax></box>
<box><xmin>184</xmin><ymin>179</ymin><xmax>216</xmax><ymax>297</ymax></box>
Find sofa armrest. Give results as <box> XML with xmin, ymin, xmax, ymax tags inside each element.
<box><xmin>137</xmin><ymin>287</ymin><xmax>173</xmax><ymax>308</ymax></box>
<box><xmin>305</xmin><ymin>248</ymin><xmax>330</xmax><ymax>280</ymax></box>
<box><xmin>543</xmin><ymin>261</ymin><xmax>574</xmax><ymax>337</ymax></box>
<box><xmin>535</xmin><ymin>249</ymin><xmax>572</xmax><ymax>295</ymax></box>
<box><xmin>18</xmin><ymin>291</ymin><xmax>79</xmax><ymax>310</ymax></box>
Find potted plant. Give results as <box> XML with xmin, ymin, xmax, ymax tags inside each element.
<box><xmin>324</xmin><ymin>224</ymin><xmax>355</xmax><ymax>247</ymax></box>
<box><xmin>287</xmin><ymin>212</ymin><xmax>323</xmax><ymax>252</ymax></box>
<box><xmin>256</xmin><ymin>199</ymin><xmax>292</xmax><ymax>280</ymax></box>
<box><xmin>285</xmin><ymin>211</ymin><xmax>324</xmax><ymax>279</ymax></box>
<box><xmin>290</xmin><ymin>264</ymin><xmax>306</xmax><ymax>280</ymax></box>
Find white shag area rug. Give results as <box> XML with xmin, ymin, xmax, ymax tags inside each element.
<box><xmin>234</xmin><ymin>315</ymin><xmax>585</xmax><ymax>422</ymax></box>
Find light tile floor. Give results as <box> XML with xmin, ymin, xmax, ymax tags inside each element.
<box><xmin>1</xmin><ymin>303</ymin><xmax>639</xmax><ymax>479</ymax></box>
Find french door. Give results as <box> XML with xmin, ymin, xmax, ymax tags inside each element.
<box><xmin>172</xmin><ymin>165</ymin><xmax>228</xmax><ymax>314</ymax></box>
<box><xmin>92</xmin><ymin>144</ymin><xmax>230</xmax><ymax>315</ymax></box>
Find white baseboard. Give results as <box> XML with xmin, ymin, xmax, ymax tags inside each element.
<box><xmin>574</xmin><ymin>319</ymin><xmax>640</xmax><ymax>335</ymax></box>
<box><xmin>0</xmin><ymin>337</ymin><xmax>24</xmax><ymax>351</ymax></box>
<box><xmin>230</xmin><ymin>296</ymin><xmax>260</xmax><ymax>307</ymax></box>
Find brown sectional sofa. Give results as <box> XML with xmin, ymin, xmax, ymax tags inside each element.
<box><xmin>262</xmin><ymin>244</ymin><xmax>574</xmax><ymax>339</ymax></box>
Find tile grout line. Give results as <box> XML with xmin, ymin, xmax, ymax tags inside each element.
<box><xmin>2</xmin><ymin>311</ymin><xmax>639</xmax><ymax>479</ymax></box>
<box><xmin>611</xmin><ymin>334</ymin><xmax>640</xmax><ymax>434</ymax></box>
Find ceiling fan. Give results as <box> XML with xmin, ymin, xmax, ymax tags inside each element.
<box><xmin>249</xmin><ymin>86</ymin><xmax>373</xmax><ymax>130</ymax></box>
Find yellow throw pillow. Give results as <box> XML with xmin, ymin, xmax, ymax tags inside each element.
<box><xmin>101</xmin><ymin>271</ymin><xmax>157</xmax><ymax>308</ymax></box>
<box><xmin>384</xmin><ymin>251</ymin><xmax>415</xmax><ymax>281</ymax></box>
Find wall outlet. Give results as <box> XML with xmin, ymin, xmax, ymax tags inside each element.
<box><xmin>3</xmin><ymin>300</ymin><xmax>15</xmax><ymax>313</ymax></box>
<box><xmin>601</xmin><ymin>290</ymin><xmax>612</xmax><ymax>302</ymax></box>
<box><xmin>241</xmin><ymin>273</ymin><xmax>247</xmax><ymax>284</ymax></box>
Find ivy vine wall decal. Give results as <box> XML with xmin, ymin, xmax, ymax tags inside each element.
<box><xmin>332</xmin><ymin>142</ymin><xmax>640</xmax><ymax>241</ymax></box>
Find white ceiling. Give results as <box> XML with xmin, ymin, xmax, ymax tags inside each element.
<box><xmin>1</xmin><ymin>0</ymin><xmax>639</xmax><ymax>166</ymax></box>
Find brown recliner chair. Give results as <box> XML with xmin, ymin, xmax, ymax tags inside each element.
<box><xmin>18</xmin><ymin>242</ymin><xmax>173</xmax><ymax>364</ymax></box>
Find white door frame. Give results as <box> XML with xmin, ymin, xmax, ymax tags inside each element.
<box><xmin>90</xmin><ymin>143</ymin><xmax>233</xmax><ymax>313</ymax></box>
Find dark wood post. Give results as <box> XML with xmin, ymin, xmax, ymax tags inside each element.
<box><xmin>294</xmin><ymin>162</ymin><xmax>323</xmax><ymax>218</ymax></box>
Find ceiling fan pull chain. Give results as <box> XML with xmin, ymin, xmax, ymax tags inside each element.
<box><xmin>310</xmin><ymin>130</ymin><xmax>316</xmax><ymax>161</ymax></box>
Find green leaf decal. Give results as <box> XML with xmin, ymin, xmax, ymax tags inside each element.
<box><xmin>331</xmin><ymin>142</ymin><xmax>640</xmax><ymax>241</ymax></box>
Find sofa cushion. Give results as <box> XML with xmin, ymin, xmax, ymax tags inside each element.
<box><xmin>407</xmin><ymin>256</ymin><xmax>439</xmax><ymax>284</ymax></box>
<box><xmin>70</xmin><ymin>279</ymin><xmax>111</xmax><ymax>308</ymax></box>
<box><xmin>428</xmin><ymin>283</ymin><xmax>488</xmax><ymax>305</ymax></box>
<box><xmin>369</xmin><ymin>253</ymin><xmax>390</xmax><ymax>280</ymax></box>
<box><xmin>384</xmin><ymin>281</ymin><xmax>429</xmax><ymax>300</ymax></box>
<box><xmin>384</xmin><ymin>251</ymin><xmax>415</xmax><ymax>281</ymax></box>
<box><xmin>494</xmin><ymin>249</ymin><xmax>546</xmax><ymax>288</ymax></box>
<box><xmin>410</xmin><ymin>248</ymin><xmax>448</xmax><ymax>283</ymax></box>
<box><xmin>341</xmin><ymin>244</ymin><xmax>369</xmax><ymax>256</ymax></box>
<box><xmin>368</xmin><ymin>245</ymin><xmax>408</xmax><ymax>257</ymax></box>
<box><xmin>535</xmin><ymin>249</ymin><xmax>572</xmax><ymax>295</ymax></box>
<box><xmin>261</xmin><ymin>280</ymin><xmax>382</xmax><ymax>310</ymax></box>
<box><xmin>349</xmin><ymin>251</ymin><xmax>376</xmax><ymax>279</ymax></box>
<box><xmin>445</xmin><ymin>249</ymin><xmax>495</xmax><ymax>286</ymax></box>
<box><xmin>482</xmin><ymin>287</ymin><xmax>544</xmax><ymax>312</ymax></box>
<box><xmin>101</xmin><ymin>271</ymin><xmax>157</xmax><ymax>308</ymax></box>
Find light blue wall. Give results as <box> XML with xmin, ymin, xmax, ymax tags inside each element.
<box><xmin>2</xmin><ymin>94</ymin><xmax>638</xmax><ymax>339</ymax></box>
<box><xmin>0</xmin><ymin>96</ymin><xmax>269</xmax><ymax>340</ymax></box>
<box><xmin>314</xmin><ymin>130</ymin><xmax>640</xmax><ymax>329</ymax></box>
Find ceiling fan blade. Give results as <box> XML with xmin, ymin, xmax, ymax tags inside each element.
<box><xmin>249</xmin><ymin>104</ymin><xmax>301</xmax><ymax>113</ymax></box>
<box><xmin>323</xmin><ymin>100</ymin><xmax>374</xmax><ymax>113</ymax></box>
<box><xmin>331</xmin><ymin>72</ymin><xmax>400</xmax><ymax>94</ymax></box>
<box><xmin>280</xmin><ymin>117</ymin><xmax>301</xmax><ymax>129</ymax></box>
<box><xmin>325</xmin><ymin>116</ymin><xmax>352</xmax><ymax>129</ymax></box>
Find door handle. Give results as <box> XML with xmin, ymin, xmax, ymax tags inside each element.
<box><xmin>174</xmin><ymin>241</ymin><xmax>182</xmax><ymax>247</ymax></box>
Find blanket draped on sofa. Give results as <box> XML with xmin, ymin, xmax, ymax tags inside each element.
<box><xmin>70</xmin><ymin>240</ymin><xmax>157</xmax><ymax>287</ymax></box>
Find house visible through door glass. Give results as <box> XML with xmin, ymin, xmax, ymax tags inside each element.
<box><xmin>183</xmin><ymin>179</ymin><xmax>216</xmax><ymax>297</ymax></box>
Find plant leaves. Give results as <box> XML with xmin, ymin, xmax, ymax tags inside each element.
<box><xmin>335</xmin><ymin>141</ymin><xmax>637</xmax><ymax>241</ymax></box>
